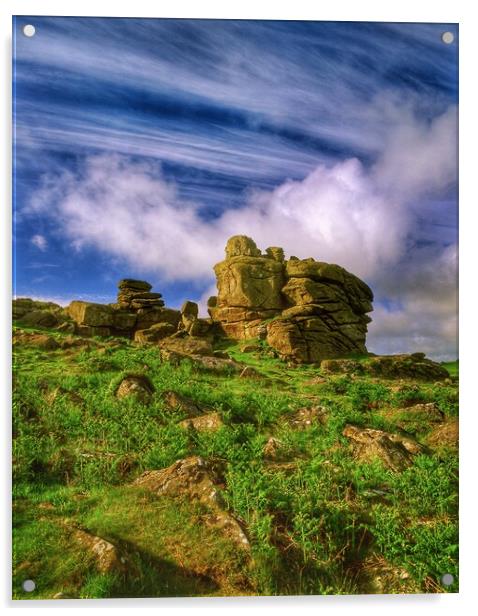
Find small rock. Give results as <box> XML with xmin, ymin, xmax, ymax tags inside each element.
<box><xmin>239</xmin><ymin>366</ymin><xmax>261</xmax><ymax>379</ymax></box>
<box><xmin>404</xmin><ymin>402</ymin><xmax>444</xmax><ymax>422</ymax></box>
<box><xmin>426</xmin><ymin>419</ymin><xmax>458</xmax><ymax>448</ymax></box>
<box><xmin>263</xmin><ymin>437</ymin><xmax>285</xmax><ymax>460</ymax></box>
<box><xmin>72</xmin><ymin>528</ymin><xmax>125</xmax><ymax>574</ymax></box>
<box><xmin>179</xmin><ymin>412</ymin><xmax>224</xmax><ymax>432</ymax></box>
<box><xmin>132</xmin><ymin>456</ymin><xmax>224</xmax><ymax>507</ymax></box>
<box><xmin>115</xmin><ymin>374</ymin><xmax>154</xmax><ymax>403</ymax></box>
<box><xmin>286</xmin><ymin>406</ymin><xmax>328</xmax><ymax>429</ymax></box>
<box><xmin>133</xmin><ymin>457</ymin><xmax>249</xmax><ymax>551</ymax></box>
<box><xmin>162</xmin><ymin>391</ymin><xmax>204</xmax><ymax>417</ymax></box>
<box><xmin>204</xmin><ymin>510</ymin><xmax>250</xmax><ymax>550</ymax></box>
<box><xmin>342</xmin><ymin>424</ymin><xmax>426</xmax><ymax>472</ymax></box>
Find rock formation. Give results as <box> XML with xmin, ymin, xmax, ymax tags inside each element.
<box><xmin>12</xmin><ymin>235</ymin><xmax>452</xmax><ymax>372</ymax></box>
<box><xmin>66</xmin><ymin>279</ymin><xmax>181</xmax><ymax>339</ymax></box>
<box><xmin>208</xmin><ymin>235</ymin><xmax>373</xmax><ymax>363</ymax></box>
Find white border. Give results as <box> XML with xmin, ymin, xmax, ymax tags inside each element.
<box><xmin>1</xmin><ymin>2</ymin><xmax>477</xmax><ymax>615</ymax></box>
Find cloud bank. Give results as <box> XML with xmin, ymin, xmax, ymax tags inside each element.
<box><xmin>26</xmin><ymin>103</ymin><xmax>457</xmax><ymax>359</ymax></box>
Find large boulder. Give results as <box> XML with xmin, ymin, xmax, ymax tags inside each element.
<box><xmin>209</xmin><ymin>236</ymin><xmax>373</xmax><ymax>360</ymax></box>
<box><xmin>68</xmin><ymin>301</ymin><xmax>114</xmax><ymax>327</ymax></box>
<box><xmin>159</xmin><ymin>335</ymin><xmax>214</xmax><ymax>357</ymax></box>
<box><xmin>214</xmin><ymin>256</ymin><xmax>284</xmax><ymax>312</ymax></box>
<box><xmin>136</xmin><ymin>307</ymin><xmax>181</xmax><ymax>331</ymax></box>
<box><xmin>19</xmin><ymin>310</ymin><xmax>59</xmax><ymax>328</ymax></box>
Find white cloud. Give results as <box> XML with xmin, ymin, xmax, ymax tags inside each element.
<box><xmin>31</xmin><ymin>234</ymin><xmax>48</xmax><ymax>251</ymax></box>
<box><xmin>367</xmin><ymin>244</ymin><xmax>458</xmax><ymax>361</ymax></box>
<box><xmin>25</xmin><ymin>103</ymin><xmax>457</xmax><ymax>359</ymax></box>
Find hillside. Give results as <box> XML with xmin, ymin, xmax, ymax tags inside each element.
<box><xmin>12</xmin><ymin>320</ymin><xmax>458</xmax><ymax>598</ymax></box>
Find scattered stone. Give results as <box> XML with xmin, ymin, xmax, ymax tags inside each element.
<box><xmin>162</xmin><ymin>391</ymin><xmax>205</xmax><ymax>417</ymax></box>
<box><xmin>13</xmin><ymin>298</ymin><xmax>64</xmax><ymax>320</ymax></box>
<box><xmin>179</xmin><ymin>412</ymin><xmax>224</xmax><ymax>432</ymax></box>
<box><xmin>426</xmin><ymin>419</ymin><xmax>458</xmax><ymax>448</ymax></box>
<box><xmin>13</xmin><ymin>331</ymin><xmax>60</xmax><ymax>351</ymax></box>
<box><xmin>115</xmin><ymin>374</ymin><xmax>154</xmax><ymax>403</ymax></box>
<box><xmin>203</xmin><ymin>510</ymin><xmax>250</xmax><ymax>549</ymax></box>
<box><xmin>133</xmin><ymin>457</ymin><xmax>249</xmax><ymax>550</ymax></box>
<box><xmin>71</xmin><ymin>527</ymin><xmax>125</xmax><ymax>574</ymax></box>
<box><xmin>263</xmin><ymin>437</ymin><xmax>285</xmax><ymax>460</ymax></box>
<box><xmin>403</xmin><ymin>402</ymin><xmax>444</xmax><ymax>423</ymax></box>
<box><xmin>187</xmin><ymin>355</ymin><xmax>242</xmax><ymax>373</ymax></box>
<box><xmin>239</xmin><ymin>366</ymin><xmax>261</xmax><ymax>379</ymax></box>
<box><xmin>320</xmin><ymin>359</ymin><xmax>363</xmax><ymax>375</ymax></box>
<box><xmin>133</xmin><ymin>456</ymin><xmax>224</xmax><ymax>507</ymax></box>
<box><xmin>365</xmin><ymin>355</ymin><xmax>449</xmax><ymax>381</ymax></box>
<box><xmin>286</xmin><ymin>405</ymin><xmax>328</xmax><ymax>429</ymax></box>
<box><xmin>342</xmin><ymin>424</ymin><xmax>426</xmax><ymax>471</ymax></box>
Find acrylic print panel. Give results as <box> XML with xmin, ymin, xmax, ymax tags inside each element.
<box><xmin>12</xmin><ymin>16</ymin><xmax>458</xmax><ymax>599</ymax></box>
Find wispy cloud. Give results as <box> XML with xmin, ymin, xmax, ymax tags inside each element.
<box><xmin>13</xmin><ymin>18</ymin><xmax>458</xmax><ymax>359</ymax></box>
<box><xmin>30</xmin><ymin>234</ymin><xmax>48</xmax><ymax>251</ymax></box>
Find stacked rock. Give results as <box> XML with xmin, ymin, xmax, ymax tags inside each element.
<box><xmin>117</xmin><ymin>279</ymin><xmax>165</xmax><ymax>311</ymax></box>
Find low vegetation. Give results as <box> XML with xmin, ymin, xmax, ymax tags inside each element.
<box><xmin>12</xmin><ymin>325</ymin><xmax>458</xmax><ymax>598</ymax></box>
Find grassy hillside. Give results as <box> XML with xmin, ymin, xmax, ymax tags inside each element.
<box><xmin>12</xmin><ymin>325</ymin><xmax>458</xmax><ymax>598</ymax></box>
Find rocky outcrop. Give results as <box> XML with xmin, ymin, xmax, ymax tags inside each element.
<box><xmin>66</xmin><ymin>280</ymin><xmax>181</xmax><ymax>340</ymax></box>
<box><xmin>208</xmin><ymin>235</ymin><xmax>373</xmax><ymax>362</ymax></box>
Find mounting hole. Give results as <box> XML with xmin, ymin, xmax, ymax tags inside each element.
<box><xmin>442</xmin><ymin>31</ymin><xmax>454</xmax><ymax>44</ymax></box>
<box><xmin>22</xmin><ymin>579</ymin><xmax>36</xmax><ymax>592</ymax></box>
<box><xmin>22</xmin><ymin>24</ymin><xmax>36</xmax><ymax>37</ymax></box>
<box><xmin>441</xmin><ymin>573</ymin><xmax>454</xmax><ymax>586</ymax></box>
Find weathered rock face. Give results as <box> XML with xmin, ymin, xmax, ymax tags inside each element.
<box><xmin>209</xmin><ymin>235</ymin><xmax>373</xmax><ymax>362</ymax></box>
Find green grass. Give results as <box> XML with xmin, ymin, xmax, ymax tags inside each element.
<box><xmin>12</xmin><ymin>326</ymin><xmax>459</xmax><ymax>598</ymax></box>
<box><xmin>441</xmin><ymin>360</ymin><xmax>459</xmax><ymax>377</ymax></box>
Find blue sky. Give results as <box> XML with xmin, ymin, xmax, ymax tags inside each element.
<box><xmin>12</xmin><ymin>17</ymin><xmax>458</xmax><ymax>359</ymax></box>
